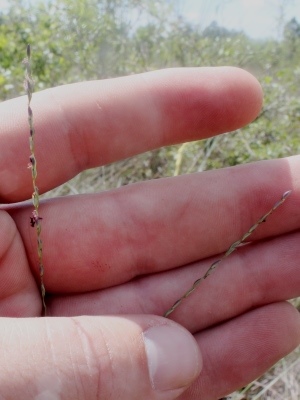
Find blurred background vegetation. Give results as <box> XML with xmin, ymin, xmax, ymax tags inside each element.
<box><xmin>0</xmin><ymin>0</ymin><xmax>299</xmax><ymax>398</ymax></box>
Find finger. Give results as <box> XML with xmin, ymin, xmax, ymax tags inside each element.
<box><xmin>6</xmin><ymin>155</ymin><xmax>300</xmax><ymax>293</ymax></box>
<box><xmin>48</xmin><ymin>230</ymin><xmax>300</xmax><ymax>328</ymax></box>
<box><xmin>161</xmin><ymin>230</ymin><xmax>300</xmax><ymax>329</ymax></box>
<box><xmin>0</xmin><ymin>315</ymin><xmax>201</xmax><ymax>400</ymax></box>
<box><xmin>182</xmin><ymin>302</ymin><xmax>300</xmax><ymax>400</ymax></box>
<box><xmin>0</xmin><ymin>67</ymin><xmax>262</xmax><ymax>202</ymax></box>
<box><xmin>0</xmin><ymin>210</ymin><xmax>40</xmax><ymax>317</ymax></box>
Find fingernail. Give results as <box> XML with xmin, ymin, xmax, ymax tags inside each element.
<box><xmin>143</xmin><ymin>324</ymin><xmax>202</xmax><ymax>392</ymax></box>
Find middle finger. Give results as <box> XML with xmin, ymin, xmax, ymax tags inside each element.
<box><xmin>6</xmin><ymin>155</ymin><xmax>300</xmax><ymax>294</ymax></box>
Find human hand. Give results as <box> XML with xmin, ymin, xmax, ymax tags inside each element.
<box><xmin>0</xmin><ymin>67</ymin><xmax>299</xmax><ymax>399</ymax></box>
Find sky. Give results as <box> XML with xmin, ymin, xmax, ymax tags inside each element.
<box><xmin>1</xmin><ymin>0</ymin><xmax>300</xmax><ymax>40</ymax></box>
<box><xmin>178</xmin><ymin>0</ymin><xmax>300</xmax><ymax>39</ymax></box>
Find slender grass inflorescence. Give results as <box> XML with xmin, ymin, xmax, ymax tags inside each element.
<box><xmin>164</xmin><ymin>190</ymin><xmax>292</xmax><ymax>318</ymax></box>
<box><xmin>23</xmin><ymin>44</ymin><xmax>46</xmax><ymax>314</ymax></box>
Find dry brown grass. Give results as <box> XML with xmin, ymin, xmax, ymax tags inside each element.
<box><xmin>231</xmin><ymin>345</ymin><xmax>300</xmax><ymax>399</ymax></box>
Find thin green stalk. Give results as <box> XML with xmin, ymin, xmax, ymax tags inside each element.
<box><xmin>164</xmin><ymin>190</ymin><xmax>292</xmax><ymax>318</ymax></box>
<box><xmin>23</xmin><ymin>44</ymin><xmax>46</xmax><ymax>314</ymax></box>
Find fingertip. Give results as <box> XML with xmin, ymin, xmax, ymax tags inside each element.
<box><xmin>144</xmin><ymin>321</ymin><xmax>202</xmax><ymax>394</ymax></box>
<box><xmin>275</xmin><ymin>301</ymin><xmax>300</xmax><ymax>347</ymax></box>
<box><xmin>199</xmin><ymin>66</ymin><xmax>263</xmax><ymax>134</ymax></box>
<box><xmin>150</xmin><ymin>66</ymin><xmax>263</xmax><ymax>142</ymax></box>
<box><xmin>227</xmin><ymin>66</ymin><xmax>263</xmax><ymax>127</ymax></box>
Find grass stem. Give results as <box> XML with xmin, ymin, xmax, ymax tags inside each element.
<box><xmin>164</xmin><ymin>190</ymin><xmax>292</xmax><ymax>318</ymax></box>
<box><xmin>23</xmin><ymin>44</ymin><xmax>46</xmax><ymax>315</ymax></box>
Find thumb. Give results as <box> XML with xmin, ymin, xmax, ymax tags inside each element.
<box><xmin>0</xmin><ymin>315</ymin><xmax>202</xmax><ymax>400</ymax></box>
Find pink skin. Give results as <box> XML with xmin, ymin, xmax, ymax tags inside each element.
<box><xmin>0</xmin><ymin>67</ymin><xmax>299</xmax><ymax>399</ymax></box>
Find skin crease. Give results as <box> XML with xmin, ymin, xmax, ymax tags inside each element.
<box><xmin>0</xmin><ymin>67</ymin><xmax>299</xmax><ymax>399</ymax></box>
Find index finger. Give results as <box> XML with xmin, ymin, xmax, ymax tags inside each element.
<box><xmin>0</xmin><ymin>67</ymin><xmax>262</xmax><ymax>202</ymax></box>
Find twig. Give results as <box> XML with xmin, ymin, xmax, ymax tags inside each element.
<box><xmin>23</xmin><ymin>44</ymin><xmax>46</xmax><ymax>315</ymax></box>
<box><xmin>164</xmin><ymin>190</ymin><xmax>292</xmax><ymax>318</ymax></box>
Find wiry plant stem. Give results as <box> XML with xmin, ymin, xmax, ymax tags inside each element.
<box><xmin>23</xmin><ymin>44</ymin><xmax>46</xmax><ymax>314</ymax></box>
<box><xmin>164</xmin><ymin>190</ymin><xmax>292</xmax><ymax>318</ymax></box>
